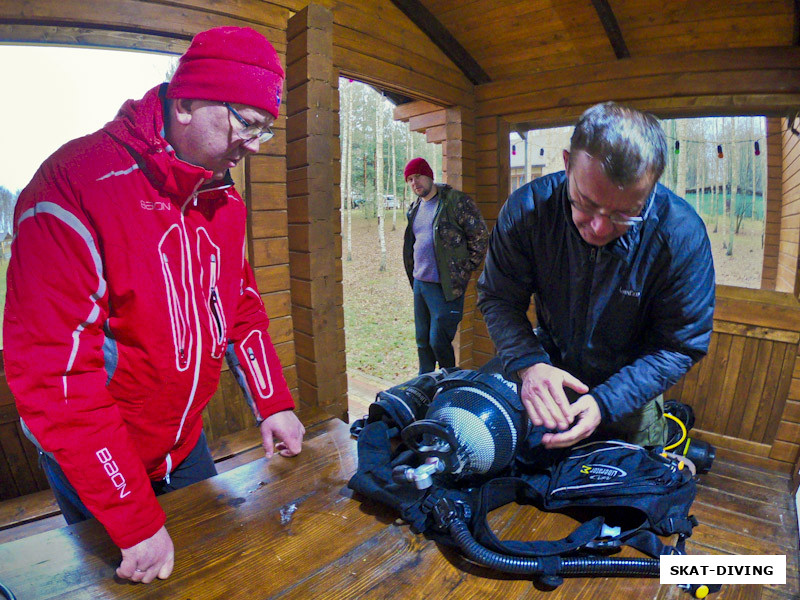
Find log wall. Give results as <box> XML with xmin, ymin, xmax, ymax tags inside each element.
<box><xmin>777</xmin><ymin>118</ymin><xmax>800</xmax><ymax>294</ymax></box>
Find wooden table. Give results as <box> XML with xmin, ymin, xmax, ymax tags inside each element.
<box><xmin>0</xmin><ymin>417</ymin><xmax>715</xmax><ymax>600</ymax></box>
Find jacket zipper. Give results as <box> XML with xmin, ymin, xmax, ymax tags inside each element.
<box><xmin>247</xmin><ymin>347</ymin><xmax>268</xmax><ymax>390</ymax></box>
<box><xmin>578</xmin><ymin>247</ymin><xmax>597</xmax><ymax>368</ymax></box>
<box><xmin>165</xmin><ymin>183</ymin><xmax>205</xmax><ymax>479</ymax></box>
<box><xmin>160</xmin><ymin>252</ymin><xmax>189</xmax><ymax>369</ymax></box>
<box><xmin>209</xmin><ymin>253</ymin><xmax>226</xmax><ymax>355</ymax></box>
<box><xmin>430</xmin><ymin>190</ymin><xmax>446</xmax><ymax>279</ymax></box>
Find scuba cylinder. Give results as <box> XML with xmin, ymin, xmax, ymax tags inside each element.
<box><xmin>359</xmin><ymin>369</ymin><xmax>453</xmax><ymax>435</ymax></box>
<box><xmin>396</xmin><ymin>370</ymin><xmax>528</xmax><ymax>486</ymax></box>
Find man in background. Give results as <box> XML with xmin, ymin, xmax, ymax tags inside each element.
<box><xmin>478</xmin><ymin>102</ymin><xmax>715</xmax><ymax>449</ymax></box>
<box><xmin>4</xmin><ymin>26</ymin><xmax>304</xmax><ymax>582</ymax></box>
<box><xmin>403</xmin><ymin>157</ymin><xmax>488</xmax><ymax>374</ymax></box>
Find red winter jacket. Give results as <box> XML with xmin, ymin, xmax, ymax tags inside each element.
<box><xmin>3</xmin><ymin>84</ymin><xmax>295</xmax><ymax>549</ymax></box>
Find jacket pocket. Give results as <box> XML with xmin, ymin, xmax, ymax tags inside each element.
<box><xmin>197</xmin><ymin>229</ymin><xmax>226</xmax><ymax>359</ymax></box>
<box><xmin>158</xmin><ymin>225</ymin><xmax>191</xmax><ymax>371</ymax></box>
<box><xmin>239</xmin><ymin>330</ymin><xmax>274</xmax><ymax>399</ymax></box>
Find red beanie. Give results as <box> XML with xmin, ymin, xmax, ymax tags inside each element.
<box><xmin>167</xmin><ymin>27</ymin><xmax>284</xmax><ymax>118</ymax></box>
<box><xmin>404</xmin><ymin>157</ymin><xmax>434</xmax><ymax>181</ymax></box>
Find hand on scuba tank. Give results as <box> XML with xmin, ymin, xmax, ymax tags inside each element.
<box><xmin>541</xmin><ymin>394</ymin><xmax>602</xmax><ymax>449</ymax></box>
<box><xmin>518</xmin><ymin>363</ymin><xmax>589</xmax><ymax>431</ymax></box>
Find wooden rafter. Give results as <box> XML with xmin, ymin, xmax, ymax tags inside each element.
<box><xmin>590</xmin><ymin>0</ymin><xmax>630</xmax><ymax>59</ymax></box>
<box><xmin>390</xmin><ymin>0</ymin><xmax>491</xmax><ymax>85</ymax></box>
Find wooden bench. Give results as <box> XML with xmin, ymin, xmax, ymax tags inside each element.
<box><xmin>0</xmin><ymin>403</ymin><xmax>333</xmax><ymax>543</ymax></box>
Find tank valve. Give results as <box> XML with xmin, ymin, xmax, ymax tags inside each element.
<box><xmin>392</xmin><ymin>457</ymin><xmax>445</xmax><ymax>489</ymax></box>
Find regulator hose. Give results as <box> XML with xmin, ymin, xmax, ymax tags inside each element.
<box><xmin>0</xmin><ymin>581</ymin><xmax>17</xmax><ymax>600</ymax></box>
<box><xmin>449</xmin><ymin>518</ymin><xmax>660</xmax><ymax>577</ymax></box>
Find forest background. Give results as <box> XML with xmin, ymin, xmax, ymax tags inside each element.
<box><xmin>338</xmin><ymin>79</ymin><xmax>769</xmax><ymax>385</ymax></box>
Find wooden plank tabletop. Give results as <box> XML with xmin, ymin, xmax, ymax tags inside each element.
<box><xmin>0</xmin><ymin>417</ymin><xmax>760</xmax><ymax>600</ymax></box>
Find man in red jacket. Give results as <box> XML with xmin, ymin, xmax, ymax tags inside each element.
<box><xmin>4</xmin><ymin>27</ymin><xmax>305</xmax><ymax>583</ymax></box>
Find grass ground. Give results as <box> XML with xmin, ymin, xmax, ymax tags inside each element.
<box><xmin>703</xmin><ymin>216</ymin><xmax>763</xmax><ymax>288</ymax></box>
<box><xmin>342</xmin><ymin>211</ymin><xmax>418</xmax><ymax>385</ymax></box>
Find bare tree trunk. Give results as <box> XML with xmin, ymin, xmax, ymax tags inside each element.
<box><xmin>676</xmin><ymin>120</ymin><xmax>687</xmax><ymax>199</ymax></box>
<box><xmin>340</xmin><ymin>82</ymin><xmax>346</xmax><ymax>241</ymax></box>
<box><xmin>698</xmin><ymin>142</ymin><xmax>705</xmax><ymax>216</ymax></box>
<box><xmin>403</xmin><ymin>129</ymin><xmax>411</xmax><ymax>212</ymax></box>
<box><xmin>725</xmin><ymin>117</ymin><xmax>734</xmax><ymax>255</ymax></box>
<box><xmin>751</xmin><ymin>119</ymin><xmax>757</xmax><ymax>221</ymax></box>
<box><xmin>363</xmin><ymin>152</ymin><xmax>368</xmax><ymax>217</ymax></box>
<box><xmin>524</xmin><ymin>130</ymin><xmax>531</xmax><ymax>184</ymax></box>
<box><xmin>345</xmin><ymin>84</ymin><xmax>353</xmax><ymax>261</ymax></box>
<box><xmin>391</xmin><ymin>121</ymin><xmax>397</xmax><ymax>231</ymax></box>
<box><xmin>376</xmin><ymin>94</ymin><xmax>387</xmax><ymax>271</ymax></box>
<box><xmin>340</xmin><ymin>82</ymin><xmax>348</xmax><ymax>259</ymax></box>
<box><xmin>713</xmin><ymin>121</ymin><xmax>719</xmax><ymax>233</ymax></box>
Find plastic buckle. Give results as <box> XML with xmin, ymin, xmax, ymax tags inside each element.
<box><xmin>420</xmin><ymin>488</ymin><xmax>445</xmax><ymax>515</ymax></box>
<box><xmin>583</xmin><ymin>538</ymin><xmax>622</xmax><ymax>551</ymax></box>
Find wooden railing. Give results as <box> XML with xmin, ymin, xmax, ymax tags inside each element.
<box><xmin>667</xmin><ymin>285</ymin><xmax>800</xmax><ymax>472</ymax></box>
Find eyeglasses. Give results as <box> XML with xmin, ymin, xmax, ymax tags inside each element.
<box><xmin>567</xmin><ymin>180</ymin><xmax>649</xmax><ymax>227</ymax></box>
<box><xmin>224</xmin><ymin>102</ymin><xmax>274</xmax><ymax>144</ymax></box>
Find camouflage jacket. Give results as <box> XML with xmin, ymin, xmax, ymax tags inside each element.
<box><xmin>403</xmin><ymin>184</ymin><xmax>489</xmax><ymax>301</ymax></box>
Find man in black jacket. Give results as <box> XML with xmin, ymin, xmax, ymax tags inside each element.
<box><xmin>477</xmin><ymin>102</ymin><xmax>715</xmax><ymax>449</ymax></box>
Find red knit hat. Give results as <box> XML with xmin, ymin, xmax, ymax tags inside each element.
<box><xmin>404</xmin><ymin>157</ymin><xmax>434</xmax><ymax>181</ymax></box>
<box><xmin>167</xmin><ymin>27</ymin><xmax>284</xmax><ymax>118</ymax></box>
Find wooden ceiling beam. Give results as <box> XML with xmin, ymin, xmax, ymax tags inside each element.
<box><xmin>590</xmin><ymin>0</ymin><xmax>630</xmax><ymax>59</ymax></box>
<box><xmin>390</xmin><ymin>0</ymin><xmax>490</xmax><ymax>85</ymax></box>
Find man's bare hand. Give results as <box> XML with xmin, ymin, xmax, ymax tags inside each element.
<box><xmin>541</xmin><ymin>394</ymin><xmax>602</xmax><ymax>449</ymax></box>
<box><xmin>518</xmin><ymin>363</ymin><xmax>589</xmax><ymax>431</ymax></box>
<box><xmin>117</xmin><ymin>525</ymin><xmax>174</xmax><ymax>583</ymax></box>
<box><xmin>260</xmin><ymin>410</ymin><xmax>305</xmax><ymax>458</ymax></box>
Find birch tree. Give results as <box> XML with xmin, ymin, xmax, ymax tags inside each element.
<box><xmin>697</xmin><ymin>140</ymin><xmax>705</xmax><ymax>216</ymax></box>
<box><xmin>343</xmin><ymin>82</ymin><xmax>353</xmax><ymax>261</ymax></box>
<box><xmin>675</xmin><ymin>120</ymin><xmax>687</xmax><ymax>199</ymax></box>
<box><xmin>390</xmin><ymin>121</ymin><xmax>398</xmax><ymax>231</ymax></box>
<box><xmin>723</xmin><ymin>117</ymin><xmax>733</xmax><ymax>255</ymax></box>
<box><xmin>404</xmin><ymin>129</ymin><xmax>412</xmax><ymax>211</ymax></box>
<box><xmin>340</xmin><ymin>82</ymin><xmax>348</xmax><ymax>257</ymax></box>
<box><xmin>751</xmin><ymin>119</ymin><xmax>758</xmax><ymax>223</ymax></box>
<box><xmin>376</xmin><ymin>93</ymin><xmax>387</xmax><ymax>271</ymax></box>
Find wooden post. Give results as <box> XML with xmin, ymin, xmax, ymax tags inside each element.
<box><xmin>286</xmin><ymin>4</ymin><xmax>347</xmax><ymax>420</ymax></box>
<box><xmin>473</xmin><ymin>115</ymin><xmax>511</xmax><ymax>367</ymax></box>
<box><xmin>441</xmin><ymin>105</ymin><xmax>477</xmax><ymax>369</ymax></box>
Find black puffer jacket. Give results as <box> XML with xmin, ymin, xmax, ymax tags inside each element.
<box><xmin>477</xmin><ymin>172</ymin><xmax>715</xmax><ymax>423</ymax></box>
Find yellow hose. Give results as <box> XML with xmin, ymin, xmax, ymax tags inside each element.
<box><xmin>664</xmin><ymin>413</ymin><xmax>687</xmax><ymax>451</ymax></box>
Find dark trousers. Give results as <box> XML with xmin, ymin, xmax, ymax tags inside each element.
<box><xmin>39</xmin><ymin>430</ymin><xmax>218</xmax><ymax>525</ymax></box>
<box><xmin>413</xmin><ymin>278</ymin><xmax>465</xmax><ymax>374</ymax></box>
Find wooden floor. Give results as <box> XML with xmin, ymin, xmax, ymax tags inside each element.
<box><xmin>682</xmin><ymin>458</ymin><xmax>798</xmax><ymax>600</ymax></box>
<box><xmin>1</xmin><ymin>373</ymin><xmax>798</xmax><ymax>599</ymax></box>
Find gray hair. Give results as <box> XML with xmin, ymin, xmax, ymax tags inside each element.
<box><xmin>569</xmin><ymin>102</ymin><xmax>667</xmax><ymax>186</ymax></box>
